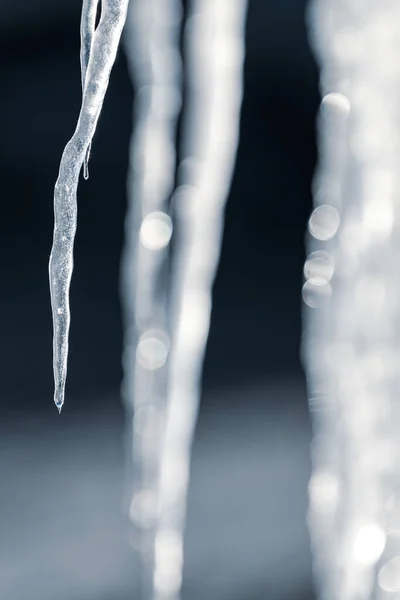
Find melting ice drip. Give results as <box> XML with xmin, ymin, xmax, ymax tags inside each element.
<box><xmin>50</xmin><ymin>0</ymin><xmax>247</xmax><ymax>597</ymax></box>
<box><xmin>303</xmin><ymin>2</ymin><xmax>400</xmax><ymax>600</ymax></box>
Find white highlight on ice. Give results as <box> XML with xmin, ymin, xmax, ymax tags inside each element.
<box><xmin>352</xmin><ymin>524</ymin><xmax>386</xmax><ymax>567</ymax></box>
<box><xmin>308</xmin><ymin>205</ymin><xmax>340</xmax><ymax>241</ymax></box>
<box><xmin>140</xmin><ymin>212</ymin><xmax>173</xmax><ymax>251</ymax></box>
<box><xmin>136</xmin><ymin>331</ymin><xmax>169</xmax><ymax>370</ymax></box>
<box><xmin>49</xmin><ymin>0</ymin><xmax>129</xmax><ymax>412</ymax></box>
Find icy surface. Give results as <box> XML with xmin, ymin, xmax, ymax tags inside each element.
<box><xmin>154</xmin><ymin>1</ymin><xmax>248</xmax><ymax>598</ymax></box>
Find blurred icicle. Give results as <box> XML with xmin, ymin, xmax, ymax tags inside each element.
<box><xmin>303</xmin><ymin>2</ymin><xmax>400</xmax><ymax>600</ymax></box>
<box><xmin>153</xmin><ymin>1</ymin><xmax>248</xmax><ymax>599</ymax></box>
<box><xmin>121</xmin><ymin>0</ymin><xmax>182</xmax><ymax>596</ymax></box>
<box><xmin>49</xmin><ymin>0</ymin><xmax>129</xmax><ymax>412</ymax></box>
<box><xmin>122</xmin><ymin>0</ymin><xmax>248</xmax><ymax>598</ymax></box>
<box><xmin>80</xmin><ymin>0</ymin><xmax>99</xmax><ymax>180</ymax></box>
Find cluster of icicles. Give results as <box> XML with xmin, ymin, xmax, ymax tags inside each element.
<box><xmin>49</xmin><ymin>1</ymin><xmax>400</xmax><ymax>600</ymax></box>
<box><xmin>49</xmin><ymin>0</ymin><xmax>247</xmax><ymax>598</ymax></box>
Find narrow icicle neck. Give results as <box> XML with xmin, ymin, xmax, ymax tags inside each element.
<box><xmin>80</xmin><ymin>0</ymin><xmax>99</xmax><ymax>181</ymax></box>
<box><xmin>83</xmin><ymin>145</ymin><xmax>91</xmax><ymax>180</ymax></box>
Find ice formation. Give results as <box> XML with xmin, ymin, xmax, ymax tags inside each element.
<box><xmin>50</xmin><ymin>0</ymin><xmax>247</xmax><ymax>596</ymax></box>
<box><xmin>121</xmin><ymin>0</ymin><xmax>182</xmax><ymax>596</ymax></box>
<box><xmin>49</xmin><ymin>0</ymin><xmax>129</xmax><ymax>412</ymax></box>
<box><xmin>153</xmin><ymin>2</ymin><xmax>248</xmax><ymax>598</ymax></box>
<box><xmin>303</xmin><ymin>2</ymin><xmax>400</xmax><ymax>600</ymax></box>
<box><xmin>122</xmin><ymin>0</ymin><xmax>248</xmax><ymax>598</ymax></box>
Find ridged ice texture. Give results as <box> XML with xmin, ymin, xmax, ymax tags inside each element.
<box><xmin>303</xmin><ymin>2</ymin><xmax>400</xmax><ymax>600</ymax></box>
<box><xmin>49</xmin><ymin>0</ymin><xmax>129</xmax><ymax>412</ymax></box>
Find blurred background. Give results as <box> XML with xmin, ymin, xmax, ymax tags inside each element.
<box><xmin>0</xmin><ymin>0</ymin><xmax>319</xmax><ymax>598</ymax></box>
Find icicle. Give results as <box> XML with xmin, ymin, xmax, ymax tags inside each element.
<box><xmin>153</xmin><ymin>2</ymin><xmax>248</xmax><ymax>599</ymax></box>
<box><xmin>122</xmin><ymin>0</ymin><xmax>182</xmax><ymax>596</ymax></box>
<box><xmin>80</xmin><ymin>0</ymin><xmax>99</xmax><ymax>180</ymax></box>
<box><xmin>49</xmin><ymin>0</ymin><xmax>129</xmax><ymax>412</ymax></box>
<box><xmin>122</xmin><ymin>0</ymin><xmax>247</xmax><ymax>597</ymax></box>
<box><xmin>304</xmin><ymin>2</ymin><xmax>400</xmax><ymax>600</ymax></box>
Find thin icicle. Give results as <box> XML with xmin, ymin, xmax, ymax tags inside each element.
<box><xmin>153</xmin><ymin>2</ymin><xmax>248</xmax><ymax>599</ymax></box>
<box><xmin>80</xmin><ymin>0</ymin><xmax>100</xmax><ymax>180</ymax></box>
<box><xmin>49</xmin><ymin>0</ymin><xmax>129</xmax><ymax>412</ymax></box>
<box><xmin>122</xmin><ymin>0</ymin><xmax>182</xmax><ymax>596</ymax></box>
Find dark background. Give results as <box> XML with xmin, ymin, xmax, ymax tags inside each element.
<box><xmin>0</xmin><ymin>1</ymin><xmax>320</xmax><ymax>599</ymax></box>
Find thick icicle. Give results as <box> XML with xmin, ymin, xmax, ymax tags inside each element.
<box><xmin>122</xmin><ymin>0</ymin><xmax>182</xmax><ymax>596</ymax></box>
<box><xmin>80</xmin><ymin>0</ymin><xmax>100</xmax><ymax>180</ymax></box>
<box><xmin>49</xmin><ymin>0</ymin><xmax>129</xmax><ymax>412</ymax></box>
<box><xmin>153</xmin><ymin>2</ymin><xmax>248</xmax><ymax>599</ymax></box>
<box><xmin>304</xmin><ymin>2</ymin><xmax>400</xmax><ymax>600</ymax></box>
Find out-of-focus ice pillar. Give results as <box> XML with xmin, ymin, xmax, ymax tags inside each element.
<box><xmin>152</xmin><ymin>2</ymin><xmax>248</xmax><ymax>599</ymax></box>
<box><xmin>121</xmin><ymin>0</ymin><xmax>182</xmax><ymax>597</ymax></box>
<box><xmin>303</xmin><ymin>3</ymin><xmax>400</xmax><ymax>600</ymax></box>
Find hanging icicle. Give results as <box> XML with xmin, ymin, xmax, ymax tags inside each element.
<box><xmin>122</xmin><ymin>0</ymin><xmax>248</xmax><ymax>598</ymax></box>
<box><xmin>304</xmin><ymin>2</ymin><xmax>400</xmax><ymax>600</ymax></box>
<box><xmin>153</xmin><ymin>1</ymin><xmax>248</xmax><ymax>598</ymax></box>
<box><xmin>49</xmin><ymin>0</ymin><xmax>129</xmax><ymax>412</ymax></box>
<box><xmin>121</xmin><ymin>0</ymin><xmax>182</xmax><ymax>597</ymax></box>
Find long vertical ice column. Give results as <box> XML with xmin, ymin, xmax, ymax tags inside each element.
<box><xmin>152</xmin><ymin>2</ymin><xmax>248</xmax><ymax>599</ymax></box>
<box><xmin>304</xmin><ymin>3</ymin><xmax>400</xmax><ymax>600</ymax></box>
<box><xmin>121</xmin><ymin>1</ymin><xmax>182</xmax><ymax>596</ymax></box>
<box><xmin>49</xmin><ymin>0</ymin><xmax>129</xmax><ymax>412</ymax></box>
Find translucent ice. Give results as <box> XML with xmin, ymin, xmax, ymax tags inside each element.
<box><xmin>49</xmin><ymin>0</ymin><xmax>129</xmax><ymax>412</ymax></box>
